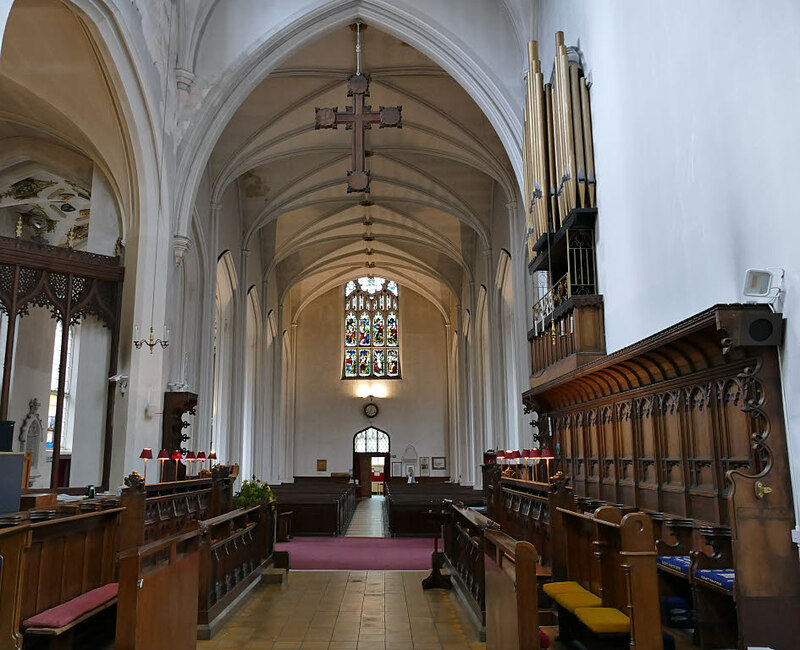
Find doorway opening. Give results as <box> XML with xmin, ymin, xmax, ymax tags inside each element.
<box><xmin>353</xmin><ymin>427</ymin><xmax>390</xmax><ymax>499</ymax></box>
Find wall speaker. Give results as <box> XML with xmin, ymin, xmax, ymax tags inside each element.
<box><xmin>738</xmin><ymin>312</ymin><xmax>784</xmax><ymax>347</ymax></box>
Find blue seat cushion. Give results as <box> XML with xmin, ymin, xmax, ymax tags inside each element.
<box><xmin>695</xmin><ymin>569</ymin><xmax>735</xmax><ymax>592</ymax></box>
<box><xmin>657</xmin><ymin>555</ymin><xmax>691</xmax><ymax>576</ymax></box>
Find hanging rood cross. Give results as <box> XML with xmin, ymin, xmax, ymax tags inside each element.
<box><xmin>315</xmin><ymin>73</ymin><xmax>402</xmax><ymax>193</ymax></box>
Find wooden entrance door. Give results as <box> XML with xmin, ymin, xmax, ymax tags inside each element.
<box><xmin>358</xmin><ymin>455</ymin><xmax>372</xmax><ymax>499</ymax></box>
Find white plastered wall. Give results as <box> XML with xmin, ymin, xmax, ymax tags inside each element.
<box><xmin>292</xmin><ymin>286</ymin><xmax>449</xmax><ymax>478</ymax></box>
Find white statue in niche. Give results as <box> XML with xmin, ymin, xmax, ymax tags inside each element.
<box><xmin>19</xmin><ymin>398</ymin><xmax>43</xmax><ymax>487</ymax></box>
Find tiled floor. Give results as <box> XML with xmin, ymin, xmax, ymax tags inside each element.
<box><xmin>345</xmin><ymin>496</ymin><xmax>388</xmax><ymax>537</ymax></box>
<box><xmin>196</xmin><ymin>570</ymin><xmax>486</xmax><ymax>650</ymax></box>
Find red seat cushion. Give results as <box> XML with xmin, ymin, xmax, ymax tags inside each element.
<box><xmin>23</xmin><ymin>583</ymin><xmax>118</xmax><ymax>630</ymax></box>
<box><xmin>540</xmin><ymin>628</ymin><xmax>551</xmax><ymax>648</ymax></box>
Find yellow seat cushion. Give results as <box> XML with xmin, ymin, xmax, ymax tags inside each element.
<box><xmin>551</xmin><ymin>590</ymin><xmax>602</xmax><ymax>613</ymax></box>
<box><xmin>542</xmin><ymin>581</ymin><xmax>585</xmax><ymax>597</ymax></box>
<box><xmin>574</xmin><ymin>607</ymin><xmax>631</xmax><ymax>635</ymax></box>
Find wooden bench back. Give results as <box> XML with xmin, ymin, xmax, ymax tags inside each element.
<box><xmin>21</xmin><ymin>508</ymin><xmax>122</xmax><ymax>624</ymax></box>
<box><xmin>483</xmin><ymin>528</ymin><xmax>541</xmax><ymax>650</ymax></box>
<box><xmin>0</xmin><ymin>521</ymin><xmax>31</xmax><ymax>649</ymax></box>
<box><xmin>119</xmin><ymin>474</ymin><xmax>234</xmax><ymax>551</ymax></box>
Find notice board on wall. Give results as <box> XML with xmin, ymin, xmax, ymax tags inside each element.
<box><xmin>0</xmin><ymin>452</ymin><xmax>23</xmax><ymax>515</ymax></box>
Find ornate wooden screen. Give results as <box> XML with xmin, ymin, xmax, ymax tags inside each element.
<box><xmin>523</xmin><ymin>305</ymin><xmax>790</xmax><ymax>527</ymax></box>
<box><xmin>0</xmin><ymin>236</ymin><xmax>123</xmax><ymax>488</ymax></box>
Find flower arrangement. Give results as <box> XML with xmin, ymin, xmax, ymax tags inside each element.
<box><xmin>233</xmin><ymin>476</ymin><xmax>274</xmax><ymax>508</ymax></box>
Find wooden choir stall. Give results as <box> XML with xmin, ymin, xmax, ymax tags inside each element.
<box><xmin>0</xmin><ymin>465</ymin><xmax>276</xmax><ymax>649</ymax></box>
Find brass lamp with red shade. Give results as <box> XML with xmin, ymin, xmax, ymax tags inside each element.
<box><xmin>540</xmin><ymin>447</ymin><xmax>555</xmax><ymax>484</ymax></box>
<box><xmin>196</xmin><ymin>450</ymin><xmax>206</xmax><ymax>472</ymax></box>
<box><xmin>510</xmin><ymin>450</ymin><xmax>521</xmax><ymax>478</ymax></box>
<box><xmin>171</xmin><ymin>450</ymin><xmax>183</xmax><ymax>481</ymax></box>
<box><xmin>139</xmin><ymin>448</ymin><xmax>153</xmax><ymax>484</ymax></box>
<box><xmin>521</xmin><ymin>449</ymin><xmax>531</xmax><ymax>480</ymax></box>
<box><xmin>157</xmin><ymin>449</ymin><xmax>169</xmax><ymax>482</ymax></box>
<box><xmin>185</xmin><ymin>451</ymin><xmax>196</xmax><ymax>477</ymax></box>
<box><xmin>530</xmin><ymin>448</ymin><xmax>541</xmax><ymax>481</ymax></box>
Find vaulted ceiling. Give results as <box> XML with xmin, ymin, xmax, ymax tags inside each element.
<box><xmin>207</xmin><ymin>24</ymin><xmax>516</xmax><ymax>319</ymax></box>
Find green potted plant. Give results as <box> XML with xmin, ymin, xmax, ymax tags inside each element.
<box><xmin>233</xmin><ymin>476</ymin><xmax>274</xmax><ymax>509</ymax></box>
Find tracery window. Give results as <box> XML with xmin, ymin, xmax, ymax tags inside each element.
<box><xmin>354</xmin><ymin>427</ymin><xmax>390</xmax><ymax>453</ymax></box>
<box><xmin>343</xmin><ymin>276</ymin><xmax>400</xmax><ymax>378</ymax></box>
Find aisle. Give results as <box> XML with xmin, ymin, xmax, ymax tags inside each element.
<box><xmin>196</xmin><ymin>570</ymin><xmax>487</xmax><ymax>649</ymax></box>
<box><xmin>346</xmin><ymin>495</ymin><xmax>388</xmax><ymax>537</ymax></box>
<box><xmin>275</xmin><ymin>536</ymin><xmax>432</xmax><ymax>571</ymax></box>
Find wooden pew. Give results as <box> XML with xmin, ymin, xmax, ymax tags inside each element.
<box><xmin>270</xmin><ymin>483</ymin><xmax>356</xmax><ymax>535</ymax></box>
<box><xmin>690</xmin><ymin>526</ymin><xmax>736</xmax><ymax>650</ymax></box>
<box><xmin>442</xmin><ymin>503</ymin><xmax>493</xmax><ymax>634</ymax></box>
<box><xmin>483</xmin><ymin>528</ymin><xmax>548</xmax><ymax>649</ymax></box>
<box><xmin>0</xmin><ymin>506</ymin><xmax>123</xmax><ymax>648</ymax></box>
<box><xmin>116</xmin><ymin>527</ymin><xmax>201</xmax><ymax>650</ymax></box>
<box><xmin>197</xmin><ymin>502</ymin><xmax>276</xmax><ymax>638</ymax></box>
<box><xmin>0</xmin><ymin>516</ymin><xmax>30</xmax><ymax>650</ymax></box>
<box><xmin>548</xmin><ymin>505</ymin><xmax>662</xmax><ymax>649</ymax></box>
<box><xmin>119</xmin><ymin>471</ymin><xmax>275</xmax><ymax>639</ymax></box>
<box><xmin>385</xmin><ymin>483</ymin><xmax>485</xmax><ymax>536</ymax></box>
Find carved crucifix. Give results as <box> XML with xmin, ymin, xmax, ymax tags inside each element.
<box><xmin>315</xmin><ymin>73</ymin><xmax>401</xmax><ymax>193</ymax></box>
<box><xmin>314</xmin><ymin>24</ymin><xmax>402</xmax><ymax>193</ymax></box>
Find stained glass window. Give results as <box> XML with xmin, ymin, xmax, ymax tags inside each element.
<box><xmin>354</xmin><ymin>427</ymin><xmax>390</xmax><ymax>453</ymax></box>
<box><xmin>343</xmin><ymin>276</ymin><xmax>400</xmax><ymax>379</ymax></box>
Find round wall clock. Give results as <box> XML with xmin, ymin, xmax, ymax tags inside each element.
<box><xmin>364</xmin><ymin>403</ymin><xmax>379</xmax><ymax>418</ymax></box>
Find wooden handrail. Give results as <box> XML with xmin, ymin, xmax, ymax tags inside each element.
<box><xmin>201</xmin><ymin>503</ymin><xmax>264</xmax><ymax>528</ymax></box>
<box><xmin>27</xmin><ymin>507</ymin><xmax>124</xmax><ymax>529</ymax></box>
<box><xmin>118</xmin><ymin>526</ymin><xmax>202</xmax><ymax>560</ymax></box>
<box><xmin>557</xmin><ymin>506</ymin><xmax>620</xmax><ymax>528</ymax></box>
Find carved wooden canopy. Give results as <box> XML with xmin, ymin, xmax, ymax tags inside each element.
<box><xmin>523</xmin><ymin>304</ymin><xmax>780</xmax><ymax>413</ymax></box>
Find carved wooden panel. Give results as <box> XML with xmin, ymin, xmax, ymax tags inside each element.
<box><xmin>523</xmin><ymin>306</ymin><xmax>790</xmax><ymax>528</ymax></box>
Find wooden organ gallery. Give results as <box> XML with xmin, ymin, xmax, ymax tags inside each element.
<box><xmin>445</xmin><ymin>32</ymin><xmax>800</xmax><ymax>650</ymax></box>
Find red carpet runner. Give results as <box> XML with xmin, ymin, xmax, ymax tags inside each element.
<box><xmin>276</xmin><ymin>537</ymin><xmax>434</xmax><ymax>570</ymax></box>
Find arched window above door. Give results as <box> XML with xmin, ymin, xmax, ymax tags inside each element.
<box><xmin>354</xmin><ymin>427</ymin><xmax>390</xmax><ymax>453</ymax></box>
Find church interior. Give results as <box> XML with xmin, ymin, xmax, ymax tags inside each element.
<box><xmin>0</xmin><ymin>1</ymin><xmax>798</xmax><ymax>649</ymax></box>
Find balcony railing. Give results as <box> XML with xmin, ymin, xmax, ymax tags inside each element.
<box><xmin>529</xmin><ymin>277</ymin><xmax>604</xmax><ymax>378</ymax></box>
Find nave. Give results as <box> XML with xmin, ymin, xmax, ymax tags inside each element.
<box><xmin>1</xmin><ymin>1</ymin><xmax>799</xmax><ymax>649</ymax></box>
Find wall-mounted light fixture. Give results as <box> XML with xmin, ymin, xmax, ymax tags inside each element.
<box><xmin>743</xmin><ymin>267</ymin><xmax>784</xmax><ymax>306</ymax></box>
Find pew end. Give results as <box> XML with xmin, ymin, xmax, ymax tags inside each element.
<box><xmin>116</xmin><ymin>527</ymin><xmax>202</xmax><ymax>650</ymax></box>
<box><xmin>484</xmin><ymin>528</ymin><xmax>548</xmax><ymax>650</ymax></box>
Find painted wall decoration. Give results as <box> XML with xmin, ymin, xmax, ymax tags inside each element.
<box><xmin>0</xmin><ymin>174</ymin><xmax>91</xmax><ymax>250</ymax></box>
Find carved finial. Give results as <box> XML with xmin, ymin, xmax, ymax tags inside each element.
<box><xmin>15</xmin><ymin>215</ymin><xmax>23</xmax><ymax>238</ymax></box>
<box><xmin>124</xmin><ymin>471</ymin><xmax>145</xmax><ymax>492</ymax></box>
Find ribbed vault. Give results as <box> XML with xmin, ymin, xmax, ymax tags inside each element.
<box><xmin>209</xmin><ymin>24</ymin><xmax>515</xmax><ymax>317</ymax></box>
